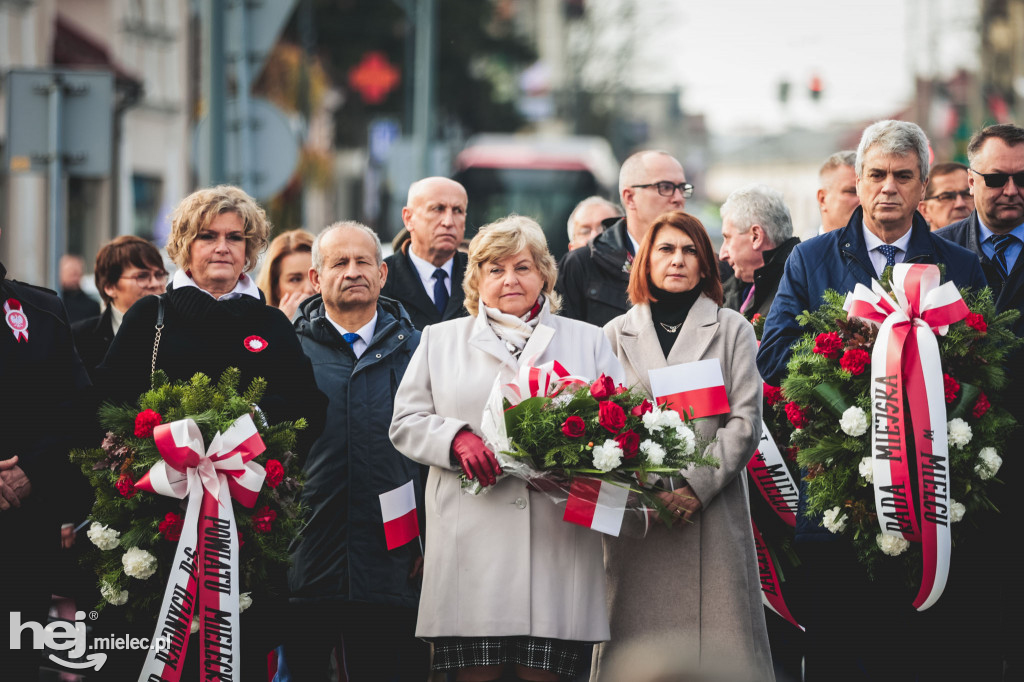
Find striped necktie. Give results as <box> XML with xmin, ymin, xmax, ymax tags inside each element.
<box><xmin>990</xmin><ymin>234</ymin><xmax>1017</xmax><ymax>278</ymax></box>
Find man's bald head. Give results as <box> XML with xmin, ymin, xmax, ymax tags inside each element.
<box><xmin>402</xmin><ymin>177</ymin><xmax>469</xmax><ymax>266</ymax></box>
<box><xmin>618</xmin><ymin>151</ymin><xmax>687</xmax><ymax>242</ymax></box>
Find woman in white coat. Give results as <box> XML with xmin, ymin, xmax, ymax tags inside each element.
<box><xmin>390</xmin><ymin>215</ymin><xmax>624</xmax><ymax>682</ymax></box>
<box><xmin>593</xmin><ymin>211</ymin><xmax>773</xmax><ymax>681</ymax></box>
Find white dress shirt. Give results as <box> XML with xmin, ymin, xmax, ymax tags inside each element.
<box><xmin>407</xmin><ymin>247</ymin><xmax>453</xmax><ymax>304</ymax></box>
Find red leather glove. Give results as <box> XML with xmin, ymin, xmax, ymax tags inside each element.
<box><xmin>451</xmin><ymin>430</ymin><xmax>502</xmax><ymax>487</ymax></box>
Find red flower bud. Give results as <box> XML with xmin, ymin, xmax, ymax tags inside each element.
<box><xmin>264</xmin><ymin>459</ymin><xmax>284</xmax><ymax>488</ymax></box>
<box><xmin>158</xmin><ymin>512</ymin><xmax>183</xmax><ymax>542</ymax></box>
<box><xmin>630</xmin><ymin>399</ymin><xmax>654</xmax><ymax>417</ymax></box>
<box><xmin>116</xmin><ymin>474</ymin><xmax>138</xmax><ymax>499</ymax></box>
<box><xmin>561</xmin><ymin>416</ymin><xmax>586</xmax><ymax>438</ymax></box>
<box><xmin>615</xmin><ymin>430</ymin><xmax>640</xmax><ymax>458</ymax></box>
<box><xmin>589</xmin><ymin>375</ymin><xmax>616</xmax><ymax>400</ymax></box>
<box><xmin>598</xmin><ymin>400</ymin><xmax>627</xmax><ymax>434</ymax></box>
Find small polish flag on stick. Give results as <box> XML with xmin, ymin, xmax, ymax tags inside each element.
<box><xmin>379</xmin><ymin>480</ymin><xmax>420</xmax><ymax>550</ymax></box>
<box><xmin>649</xmin><ymin>359</ymin><xmax>730</xmax><ymax>419</ymax></box>
<box><xmin>563</xmin><ymin>478</ymin><xmax>630</xmax><ymax>536</ymax></box>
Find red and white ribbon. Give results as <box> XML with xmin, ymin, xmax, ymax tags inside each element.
<box><xmin>844</xmin><ymin>263</ymin><xmax>967</xmax><ymax>610</ymax></box>
<box><xmin>752</xmin><ymin>520</ymin><xmax>803</xmax><ymax>631</ymax></box>
<box><xmin>134</xmin><ymin>414</ymin><xmax>267</xmax><ymax>681</ymax></box>
<box><xmin>504</xmin><ymin>357</ymin><xmax>587</xmax><ymax>404</ymax></box>
<box><xmin>4</xmin><ymin>298</ymin><xmax>28</xmax><ymax>342</ymax></box>
<box><xmin>747</xmin><ymin>421</ymin><xmax>799</xmax><ymax>527</ymax></box>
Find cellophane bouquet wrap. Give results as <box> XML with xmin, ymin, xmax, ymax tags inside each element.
<box><xmin>469</xmin><ymin>360</ymin><xmax>719</xmax><ymax>525</ymax></box>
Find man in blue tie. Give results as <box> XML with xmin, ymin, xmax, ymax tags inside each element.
<box><xmin>382</xmin><ymin>177</ymin><xmax>470</xmax><ymax>330</ymax></box>
<box><xmin>287</xmin><ymin>222</ymin><xmax>428</xmax><ymax>680</ymax></box>
<box><xmin>756</xmin><ymin>120</ymin><xmax>988</xmax><ymax>681</ymax></box>
<box><xmin>934</xmin><ymin>123</ymin><xmax>1024</xmax><ymax>679</ymax></box>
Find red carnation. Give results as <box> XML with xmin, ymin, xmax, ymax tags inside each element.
<box><xmin>839</xmin><ymin>349</ymin><xmax>870</xmax><ymax>375</ymax></box>
<box><xmin>561</xmin><ymin>416</ymin><xmax>586</xmax><ymax>438</ymax></box>
<box><xmin>615</xmin><ymin>430</ymin><xmax>640</xmax><ymax>459</ymax></box>
<box><xmin>589</xmin><ymin>375</ymin><xmax>616</xmax><ymax>400</ymax></box>
<box><xmin>784</xmin><ymin>446</ymin><xmax>799</xmax><ymax>463</ymax></box>
<box><xmin>813</xmin><ymin>332</ymin><xmax>843</xmax><ymax>359</ymax></box>
<box><xmin>253</xmin><ymin>506</ymin><xmax>277</xmax><ymax>534</ymax></box>
<box><xmin>116</xmin><ymin>473</ymin><xmax>138</xmax><ymax>499</ymax></box>
<box><xmin>943</xmin><ymin>374</ymin><xmax>960</xmax><ymax>403</ymax></box>
<box><xmin>973</xmin><ymin>392</ymin><xmax>991</xmax><ymax>418</ymax></box>
<box><xmin>630</xmin><ymin>399</ymin><xmax>654</xmax><ymax>417</ymax></box>
<box><xmin>134</xmin><ymin>409</ymin><xmax>162</xmax><ymax>438</ymax></box>
<box><xmin>598</xmin><ymin>400</ymin><xmax>627</xmax><ymax>434</ymax></box>
<box><xmin>763</xmin><ymin>384</ymin><xmax>784</xmax><ymax>407</ymax></box>
<box><xmin>966</xmin><ymin>312</ymin><xmax>987</xmax><ymax>333</ymax></box>
<box><xmin>785</xmin><ymin>402</ymin><xmax>809</xmax><ymax>429</ymax></box>
<box><xmin>264</xmin><ymin>459</ymin><xmax>285</xmax><ymax>488</ymax></box>
<box><xmin>158</xmin><ymin>512</ymin><xmax>184</xmax><ymax>542</ymax></box>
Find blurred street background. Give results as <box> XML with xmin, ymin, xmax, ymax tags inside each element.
<box><xmin>0</xmin><ymin>0</ymin><xmax>1021</xmax><ymax>288</ymax></box>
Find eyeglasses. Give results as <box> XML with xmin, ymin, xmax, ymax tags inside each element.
<box><xmin>631</xmin><ymin>181</ymin><xmax>694</xmax><ymax>198</ymax></box>
<box><xmin>120</xmin><ymin>271</ymin><xmax>168</xmax><ymax>285</ymax></box>
<box><xmin>924</xmin><ymin>189</ymin><xmax>972</xmax><ymax>203</ymax></box>
<box><xmin>969</xmin><ymin>168</ymin><xmax>1024</xmax><ymax>189</ymax></box>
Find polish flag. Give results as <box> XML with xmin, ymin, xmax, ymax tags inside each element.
<box><xmin>379</xmin><ymin>480</ymin><xmax>419</xmax><ymax>550</ymax></box>
<box><xmin>649</xmin><ymin>359</ymin><xmax>729</xmax><ymax>419</ymax></box>
<box><xmin>563</xmin><ymin>477</ymin><xmax>629</xmax><ymax>536</ymax></box>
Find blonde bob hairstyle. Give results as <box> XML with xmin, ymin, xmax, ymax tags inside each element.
<box><xmin>463</xmin><ymin>215</ymin><xmax>561</xmax><ymax>316</ymax></box>
<box><xmin>256</xmin><ymin>229</ymin><xmax>314</xmax><ymax>307</ymax></box>
<box><xmin>166</xmin><ymin>185</ymin><xmax>271</xmax><ymax>274</ymax></box>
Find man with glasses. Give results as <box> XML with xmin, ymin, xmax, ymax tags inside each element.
<box><xmin>918</xmin><ymin>162</ymin><xmax>974</xmax><ymax>229</ymax></box>
<box><xmin>557</xmin><ymin>150</ymin><xmax>690</xmax><ymax>326</ymax></box>
<box><xmin>72</xmin><ymin>235</ymin><xmax>167</xmax><ymax>378</ymax></box>
<box><xmin>934</xmin><ymin>123</ymin><xmax>1024</xmax><ymax>679</ymax></box>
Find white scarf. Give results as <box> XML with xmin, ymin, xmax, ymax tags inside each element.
<box><xmin>480</xmin><ymin>295</ymin><xmax>544</xmax><ymax>356</ymax></box>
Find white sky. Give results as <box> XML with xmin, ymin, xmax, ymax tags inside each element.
<box><xmin>582</xmin><ymin>0</ymin><xmax>980</xmax><ymax>134</ymax></box>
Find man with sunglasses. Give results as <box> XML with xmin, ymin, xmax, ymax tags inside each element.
<box><xmin>918</xmin><ymin>162</ymin><xmax>974</xmax><ymax>229</ymax></box>
<box><xmin>934</xmin><ymin>123</ymin><xmax>1024</xmax><ymax>679</ymax></box>
<box><xmin>557</xmin><ymin>150</ymin><xmax>690</xmax><ymax>326</ymax></box>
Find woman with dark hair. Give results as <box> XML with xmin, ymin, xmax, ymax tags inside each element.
<box><xmin>593</xmin><ymin>211</ymin><xmax>773</xmax><ymax>681</ymax></box>
<box><xmin>256</xmin><ymin>229</ymin><xmax>315</xmax><ymax>320</ymax></box>
<box><xmin>72</xmin><ymin>235</ymin><xmax>167</xmax><ymax>379</ymax></box>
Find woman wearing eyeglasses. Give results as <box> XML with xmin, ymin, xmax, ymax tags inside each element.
<box><xmin>72</xmin><ymin>235</ymin><xmax>168</xmax><ymax>379</ymax></box>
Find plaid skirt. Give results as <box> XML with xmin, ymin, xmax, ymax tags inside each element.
<box><xmin>430</xmin><ymin>636</ymin><xmax>590</xmax><ymax>677</ymax></box>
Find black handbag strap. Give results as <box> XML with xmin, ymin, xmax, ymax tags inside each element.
<box><xmin>151</xmin><ymin>296</ymin><xmax>165</xmax><ymax>377</ymax></box>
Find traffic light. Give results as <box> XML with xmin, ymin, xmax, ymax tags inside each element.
<box><xmin>809</xmin><ymin>74</ymin><xmax>823</xmax><ymax>101</ymax></box>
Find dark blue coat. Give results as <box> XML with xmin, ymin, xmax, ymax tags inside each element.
<box><xmin>757</xmin><ymin>208</ymin><xmax>987</xmax><ymax>386</ymax></box>
<box><xmin>290</xmin><ymin>294</ymin><xmax>425</xmax><ymax>608</ymax></box>
<box><xmin>756</xmin><ymin>209</ymin><xmax>987</xmax><ymax>542</ymax></box>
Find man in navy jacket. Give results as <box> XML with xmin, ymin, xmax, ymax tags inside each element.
<box><xmin>756</xmin><ymin>120</ymin><xmax>988</xmax><ymax>681</ymax></box>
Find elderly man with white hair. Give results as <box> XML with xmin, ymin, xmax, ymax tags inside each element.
<box><xmin>566</xmin><ymin>196</ymin><xmax>620</xmax><ymax>251</ymax></box>
<box><xmin>719</xmin><ymin>184</ymin><xmax>800</xmax><ymax>320</ymax></box>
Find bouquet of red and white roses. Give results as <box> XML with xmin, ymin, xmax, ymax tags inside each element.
<box><xmin>471</xmin><ymin>362</ymin><xmax>718</xmax><ymax>526</ymax></box>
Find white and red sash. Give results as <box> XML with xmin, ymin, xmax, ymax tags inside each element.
<box><xmin>134</xmin><ymin>414</ymin><xmax>267</xmax><ymax>681</ymax></box>
<box><xmin>752</xmin><ymin>520</ymin><xmax>803</xmax><ymax>630</ymax></box>
<box><xmin>844</xmin><ymin>263</ymin><xmax>968</xmax><ymax>610</ymax></box>
<box><xmin>503</xmin><ymin>357</ymin><xmax>587</xmax><ymax>403</ymax></box>
<box><xmin>747</xmin><ymin>421</ymin><xmax>799</xmax><ymax>527</ymax></box>
<box><xmin>4</xmin><ymin>298</ymin><xmax>28</xmax><ymax>342</ymax></box>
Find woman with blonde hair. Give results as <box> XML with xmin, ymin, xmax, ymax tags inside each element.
<box><xmin>594</xmin><ymin>210</ymin><xmax>772</xmax><ymax>681</ymax></box>
<box><xmin>256</xmin><ymin>229</ymin><xmax>315</xmax><ymax>320</ymax></box>
<box><xmin>391</xmin><ymin>215</ymin><xmax>623</xmax><ymax>681</ymax></box>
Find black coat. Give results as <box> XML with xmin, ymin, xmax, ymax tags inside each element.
<box><xmin>722</xmin><ymin>236</ymin><xmax>801</xmax><ymax>321</ymax></box>
<box><xmin>290</xmin><ymin>295</ymin><xmax>425</xmax><ymax>607</ymax></box>
<box><xmin>61</xmin><ymin>288</ymin><xmax>100</xmax><ymax>324</ymax></box>
<box><xmin>72</xmin><ymin>307</ymin><xmax>115</xmax><ymax>381</ymax></box>
<box><xmin>381</xmin><ymin>245</ymin><xmax>469</xmax><ymax>330</ymax></box>
<box><xmin>555</xmin><ymin>218</ymin><xmax>633</xmax><ymax>327</ymax></box>
<box><xmin>98</xmin><ymin>284</ymin><xmax>327</xmax><ymax>452</ymax></box>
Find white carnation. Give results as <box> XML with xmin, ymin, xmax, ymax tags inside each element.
<box><xmin>858</xmin><ymin>457</ymin><xmax>874</xmax><ymax>483</ymax></box>
<box><xmin>948</xmin><ymin>418</ymin><xmax>973</xmax><ymax>449</ymax></box>
<box><xmin>100</xmin><ymin>582</ymin><xmax>128</xmax><ymax>606</ymax></box>
<box><xmin>87</xmin><ymin>522</ymin><xmax>121</xmax><ymax>551</ymax></box>
<box><xmin>592</xmin><ymin>440</ymin><xmax>624</xmax><ymax>472</ymax></box>
<box><xmin>949</xmin><ymin>499</ymin><xmax>966</xmax><ymax>523</ymax></box>
<box><xmin>239</xmin><ymin>592</ymin><xmax>253</xmax><ymax>613</ymax></box>
<box><xmin>642</xmin><ymin>410</ymin><xmax>664</xmax><ymax>432</ymax></box>
<box><xmin>122</xmin><ymin>547</ymin><xmax>158</xmax><ymax>580</ymax></box>
<box><xmin>822</xmin><ymin>506</ymin><xmax>847</xmax><ymax>533</ymax></box>
<box><xmin>876</xmin><ymin>533</ymin><xmax>910</xmax><ymax>556</ymax></box>
<box><xmin>659</xmin><ymin>409</ymin><xmax>684</xmax><ymax>429</ymax></box>
<box><xmin>639</xmin><ymin>440</ymin><xmax>666</xmax><ymax>467</ymax></box>
<box><xmin>190</xmin><ymin>618</ymin><xmax>200</xmax><ymax>634</ymax></box>
<box><xmin>840</xmin><ymin>406</ymin><xmax>869</xmax><ymax>437</ymax></box>
<box><xmin>975</xmin><ymin>447</ymin><xmax>1002</xmax><ymax>480</ymax></box>
<box><xmin>674</xmin><ymin>424</ymin><xmax>696</xmax><ymax>456</ymax></box>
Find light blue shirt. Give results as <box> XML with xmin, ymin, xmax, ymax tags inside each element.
<box><xmin>862</xmin><ymin>224</ymin><xmax>913</xmax><ymax>278</ymax></box>
<box><xmin>978</xmin><ymin>220</ymin><xmax>1024</xmax><ymax>275</ymax></box>
<box><xmin>325</xmin><ymin>311</ymin><xmax>378</xmax><ymax>359</ymax></box>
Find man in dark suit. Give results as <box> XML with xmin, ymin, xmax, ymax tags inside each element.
<box><xmin>381</xmin><ymin>177</ymin><xmax>470</xmax><ymax>330</ymax></box>
<box><xmin>757</xmin><ymin>120</ymin><xmax>989</xmax><ymax>681</ymax></box>
<box><xmin>934</xmin><ymin>123</ymin><xmax>1024</xmax><ymax>678</ymax></box>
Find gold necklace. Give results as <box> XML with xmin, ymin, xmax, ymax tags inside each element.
<box><xmin>658</xmin><ymin>321</ymin><xmax>682</xmax><ymax>333</ymax></box>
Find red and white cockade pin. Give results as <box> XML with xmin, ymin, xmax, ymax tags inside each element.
<box><xmin>243</xmin><ymin>335</ymin><xmax>268</xmax><ymax>353</ymax></box>
<box><xmin>4</xmin><ymin>298</ymin><xmax>29</xmax><ymax>342</ymax></box>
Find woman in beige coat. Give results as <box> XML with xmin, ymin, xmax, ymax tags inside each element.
<box><xmin>390</xmin><ymin>215</ymin><xmax>624</xmax><ymax>682</ymax></box>
<box><xmin>593</xmin><ymin>211</ymin><xmax>774</xmax><ymax>681</ymax></box>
